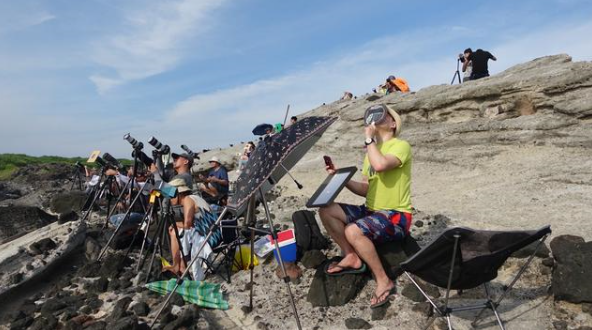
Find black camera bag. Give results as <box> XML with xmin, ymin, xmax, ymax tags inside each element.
<box><xmin>292</xmin><ymin>210</ymin><xmax>330</xmax><ymax>256</ymax></box>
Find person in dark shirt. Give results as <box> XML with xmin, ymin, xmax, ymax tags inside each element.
<box><xmin>198</xmin><ymin>156</ymin><xmax>229</xmax><ymax>203</ymax></box>
<box><xmin>467</xmin><ymin>49</ymin><xmax>497</xmax><ymax>80</ymax></box>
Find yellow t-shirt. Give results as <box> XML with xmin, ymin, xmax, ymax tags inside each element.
<box><xmin>362</xmin><ymin>138</ymin><xmax>412</xmax><ymax>213</ymax></box>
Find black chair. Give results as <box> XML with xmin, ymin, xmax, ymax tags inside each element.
<box><xmin>201</xmin><ymin>216</ymin><xmax>244</xmax><ymax>283</ymax></box>
<box><xmin>400</xmin><ymin>225</ymin><xmax>552</xmax><ymax>330</ymax></box>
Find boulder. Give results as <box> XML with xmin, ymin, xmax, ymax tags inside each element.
<box><xmin>0</xmin><ymin>206</ymin><xmax>57</xmax><ymax>243</ymax></box>
<box><xmin>49</xmin><ymin>191</ymin><xmax>87</xmax><ymax>214</ymax></box>
<box><xmin>107</xmin><ymin>296</ymin><xmax>133</xmax><ymax>323</ymax></box>
<box><xmin>550</xmin><ymin>235</ymin><xmax>592</xmax><ymax>303</ymax></box>
<box><xmin>301</xmin><ymin>250</ymin><xmax>326</xmax><ymax>269</ymax></box>
<box><xmin>58</xmin><ymin>211</ymin><xmax>79</xmax><ymax>224</ymax></box>
<box><xmin>29</xmin><ymin>237</ymin><xmax>57</xmax><ymax>255</ymax></box>
<box><xmin>345</xmin><ymin>317</ymin><xmax>372</xmax><ymax>329</ymax></box>
<box><xmin>131</xmin><ymin>301</ymin><xmax>150</xmax><ymax>317</ymax></box>
<box><xmin>511</xmin><ymin>240</ymin><xmax>550</xmax><ymax>259</ymax></box>
<box><xmin>307</xmin><ymin>258</ymin><xmax>367</xmax><ymax>307</ymax></box>
<box><xmin>85</xmin><ymin>237</ymin><xmax>101</xmax><ymax>261</ymax></box>
<box><xmin>375</xmin><ymin>235</ymin><xmax>421</xmax><ymax>278</ymax></box>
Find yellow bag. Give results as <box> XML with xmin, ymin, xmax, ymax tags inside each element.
<box><xmin>232</xmin><ymin>245</ymin><xmax>259</xmax><ymax>271</ymax></box>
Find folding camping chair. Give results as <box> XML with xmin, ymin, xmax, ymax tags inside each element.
<box><xmin>201</xmin><ymin>216</ymin><xmax>245</xmax><ymax>283</ymax></box>
<box><xmin>400</xmin><ymin>225</ymin><xmax>552</xmax><ymax>330</ymax></box>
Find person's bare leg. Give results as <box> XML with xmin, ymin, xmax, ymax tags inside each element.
<box><xmin>345</xmin><ymin>224</ymin><xmax>394</xmax><ymax>304</ymax></box>
<box><xmin>165</xmin><ymin>222</ymin><xmax>187</xmax><ymax>274</ymax></box>
<box><xmin>319</xmin><ymin>203</ymin><xmax>362</xmax><ymax>272</ymax></box>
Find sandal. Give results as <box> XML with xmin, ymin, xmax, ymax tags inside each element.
<box><xmin>370</xmin><ymin>286</ymin><xmax>396</xmax><ymax>309</ymax></box>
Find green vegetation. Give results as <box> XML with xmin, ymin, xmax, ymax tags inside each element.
<box><xmin>0</xmin><ymin>153</ymin><xmax>132</xmax><ymax>180</ymax></box>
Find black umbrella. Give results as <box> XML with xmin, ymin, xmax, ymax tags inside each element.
<box><xmin>229</xmin><ymin>116</ymin><xmax>337</xmax><ymax>214</ymax></box>
<box><xmin>252</xmin><ymin>123</ymin><xmax>274</xmax><ymax>136</ymax></box>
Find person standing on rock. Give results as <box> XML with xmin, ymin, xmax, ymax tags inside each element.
<box><xmin>468</xmin><ymin>48</ymin><xmax>497</xmax><ymax>80</ymax></box>
<box><xmin>319</xmin><ymin>103</ymin><xmax>412</xmax><ymax>308</ymax></box>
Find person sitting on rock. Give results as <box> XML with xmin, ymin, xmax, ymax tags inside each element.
<box><xmin>319</xmin><ymin>103</ymin><xmax>412</xmax><ymax>309</ymax></box>
<box><xmin>198</xmin><ymin>156</ymin><xmax>229</xmax><ymax>205</ymax></box>
<box><xmin>341</xmin><ymin>91</ymin><xmax>354</xmax><ymax>100</ymax></box>
<box><xmin>164</xmin><ymin>178</ymin><xmax>222</xmax><ymax>279</ymax></box>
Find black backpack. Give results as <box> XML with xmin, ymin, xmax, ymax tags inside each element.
<box><xmin>292</xmin><ymin>210</ymin><xmax>330</xmax><ymax>255</ymax></box>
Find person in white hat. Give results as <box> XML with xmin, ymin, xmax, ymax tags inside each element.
<box><xmin>198</xmin><ymin>156</ymin><xmax>229</xmax><ymax>204</ymax></box>
<box><xmin>318</xmin><ymin>103</ymin><xmax>412</xmax><ymax>309</ymax></box>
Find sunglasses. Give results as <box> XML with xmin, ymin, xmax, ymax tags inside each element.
<box><xmin>364</xmin><ymin>104</ymin><xmax>388</xmax><ymax>126</ymax></box>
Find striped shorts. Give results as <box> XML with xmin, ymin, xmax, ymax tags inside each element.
<box><xmin>339</xmin><ymin>203</ymin><xmax>412</xmax><ymax>244</ymax></box>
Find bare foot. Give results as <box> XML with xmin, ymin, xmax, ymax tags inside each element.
<box><xmin>326</xmin><ymin>253</ymin><xmax>363</xmax><ymax>274</ymax></box>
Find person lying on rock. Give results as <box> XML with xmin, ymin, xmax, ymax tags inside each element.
<box><xmin>319</xmin><ymin>103</ymin><xmax>412</xmax><ymax>309</ymax></box>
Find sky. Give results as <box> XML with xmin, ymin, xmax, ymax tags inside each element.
<box><xmin>1</xmin><ymin>0</ymin><xmax>591</xmax><ymax>158</ymax></box>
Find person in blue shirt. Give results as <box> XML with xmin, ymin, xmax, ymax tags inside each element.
<box><xmin>198</xmin><ymin>156</ymin><xmax>229</xmax><ymax>203</ymax></box>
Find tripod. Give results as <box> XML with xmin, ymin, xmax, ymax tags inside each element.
<box><xmin>69</xmin><ymin>165</ymin><xmax>84</xmax><ymax>191</ymax></box>
<box><xmin>81</xmin><ymin>168</ymin><xmax>116</xmax><ymax>223</ymax></box>
<box><xmin>451</xmin><ymin>58</ymin><xmax>462</xmax><ymax>85</ymax></box>
<box><xmin>149</xmin><ymin>187</ymin><xmax>303</xmax><ymax>330</ymax></box>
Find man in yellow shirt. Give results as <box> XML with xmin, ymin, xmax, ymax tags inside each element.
<box><xmin>319</xmin><ymin>104</ymin><xmax>412</xmax><ymax>308</ymax></box>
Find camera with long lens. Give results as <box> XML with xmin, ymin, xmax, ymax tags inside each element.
<box><xmin>132</xmin><ymin>149</ymin><xmax>153</xmax><ymax>167</ymax></box>
<box><xmin>123</xmin><ymin>133</ymin><xmax>143</xmax><ymax>150</ymax></box>
<box><xmin>458</xmin><ymin>53</ymin><xmax>465</xmax><ymax>63</ymax></box>
<box><xmin>103</xmin><ymin>153</ymin><xmax>125</xmax><ymax>172</ymax></box>
<box><xmin>149</xmin><ymin>136</ymin><xmax>170</xmax><ymax>154</ymax></box>
<box><xmin>181</xmin><ymin>144</ymin><xmax>200</xmax><ymax>160</ymax></box>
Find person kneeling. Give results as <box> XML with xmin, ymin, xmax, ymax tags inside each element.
<box><xmin>319</xmin><ymin>104</ymin><xmax>412</xmax><ymax>309</ymax></box>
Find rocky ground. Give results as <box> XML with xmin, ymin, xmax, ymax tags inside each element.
<box><xmin>1</xmin><ymin>54</ymin><xmax>592</xmax><ymax>329</ymax></box>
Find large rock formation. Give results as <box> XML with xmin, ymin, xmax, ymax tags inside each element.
<box><xmin>0</xmin><ymin>206</ymin><xmax>57</xmax><ymax>244</ymax></box>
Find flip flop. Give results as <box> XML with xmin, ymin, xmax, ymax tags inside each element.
<box><xmin>370</xmin><ymin>286</ymin><xmax>396</xmax><ymax>309</ymax></box>
<box><xmin>324</xmin><ymin>261</ymin><xmax>367</xmax><ymax>276</ymax></box>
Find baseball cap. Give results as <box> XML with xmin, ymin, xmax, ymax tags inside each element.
<box><xmin>172</xmin><ymin>152</ymin><xmax>194</xmax><ymax>166</ymax></box>
<box><xmin>208</xmin><ymin>156</ymin><xmax>221</xmax><ymax>164</ymax></box>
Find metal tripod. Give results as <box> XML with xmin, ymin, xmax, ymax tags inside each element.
<box><xmin>451</xmin><ymin>58</ymin><xmax>462</xmax><ymax>85</ymax></box>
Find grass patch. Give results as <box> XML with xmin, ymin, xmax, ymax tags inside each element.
<box><xmin>0</xmin><ymin>153</ymin><xmax>132</xmax><ymax>180</ymax></box>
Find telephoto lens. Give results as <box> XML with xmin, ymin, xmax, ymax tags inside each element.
<box><xmin>95</xmin><ymin>156</ymin><xmax>107</xmax><ymax>168</ymax></box>
<box><xmin>103</xmin><ymin>152</ymin><xmax>124</xmax><ymax>171</ymax></box>
<box><xmin>132</xmin><ymin>149</ymin><xmax>154</xmax><ymax>167</ymax></box>
<box><xmin>149</xmin><ymin>136</ymin><xmax>170</xmax><ymax>154</ymax></box>
<box><xmin>123</xmin><ymin>133</ymin><xmax>142</xmax><ymax>149</ymax></box>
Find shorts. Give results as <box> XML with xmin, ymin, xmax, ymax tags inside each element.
<box><xmin>339</xmin><ymin>204</ymin><xmax>412</xmax><ymax>244</ymax></box>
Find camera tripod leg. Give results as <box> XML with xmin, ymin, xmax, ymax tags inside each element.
<box><xmin>149</xmin><ymin>207</ymin><xmax>229</xmax><ymax>329</ymax></box>
<box><xmin>81</xmin><ymin>175</ymin><xmax>111</xmax><ymax>223</ymax></box>
<box><xmin>97</xmin><ymin>187</ymin><xmax>145</xmax><ymax>261</ymax></box>
<box><xmin>136</xmin><ymin>211</ymin><xmax>155</xmax><ymax>272</ymax></box>
<box><xmin>258</xmin><ymin>188</ymin><xmax>302</xmax><ymax>330</ymax></box>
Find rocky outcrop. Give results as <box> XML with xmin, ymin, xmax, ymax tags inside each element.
<box><xmin>551</xmin><ymin>235</ymin><xmax>592</xmax><ymax>303</ymax></box>
<box><xmin>49</xmin><ymin>191</ymin><xmax>87</xmax><ymax>214</ymax></box>
<box><xmin>0</xmin><ymin>206</ymin><xmax>57</xmax><ymax>244</ymax></box>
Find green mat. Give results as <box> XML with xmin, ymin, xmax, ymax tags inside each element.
<box><xmin>146</xmin><ymin>279</ymin><xmax>229</xmax><ymax>310</ymax></box>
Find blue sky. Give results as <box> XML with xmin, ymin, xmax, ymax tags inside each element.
<box><xmin>1</xmin><ymin>0</ymin><xmax>591</xmax><ymax>158</ymax></box>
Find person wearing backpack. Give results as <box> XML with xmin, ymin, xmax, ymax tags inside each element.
<box><xmin>319</xmin><ymin>103</ymin><xmax>412</xmax><ymax>309</ymax></box>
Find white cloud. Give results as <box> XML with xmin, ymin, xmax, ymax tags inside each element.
<box><xmin>90</xmin><ymin>0</ymin><xmax>227</xmax><ymax>94</ymax></box>
<box><xmin>154</xmin><ymin>20</ymin><xmax>592</xmax><ymax>152</ymax></box>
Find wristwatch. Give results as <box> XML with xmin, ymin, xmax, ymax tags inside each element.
<box><xmin>364</xmin><ymin>137</ymin><xmax>375</xmax><ymax>146</ymax></box>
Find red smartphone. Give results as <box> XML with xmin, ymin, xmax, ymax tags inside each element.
<box><xmin>323</xmin><ymin>155</ymin><xmax>334</xmax><ymax>170</ymax></box>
